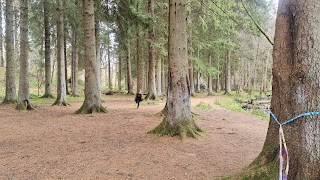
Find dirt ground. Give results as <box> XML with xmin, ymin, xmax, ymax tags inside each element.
<box><xmin>0</xmin><ymin>94</ymin><xmax>268</xmax><ymax>180</ymax></box>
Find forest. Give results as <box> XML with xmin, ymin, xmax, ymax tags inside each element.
<box><xmin>0</xmin><ymin>0</ymin><xmax>320</xmax><ymax>179</ymax></box>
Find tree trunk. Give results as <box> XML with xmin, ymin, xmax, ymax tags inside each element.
<box><xmin>188</xmin><ymin>22</ymin><xmax>195</xmax><ymax>96</ymax></box>
<box><xmin>76</xmin><ymin>0</ymin><xmax>106</xmax><ymax>114</ymax></box>
<box><xmin>208</xmin><ymin>55</ymin><xmax>213</xmax><ymax>95</ymax></box>
<box><xmin>161</xmin><ymin>57</ymin><xmax>166</xmax><ymax>94</ymax></box>
<box><xmin>149</xmin><ymin>0</ymin><xmax>202</xmax><ymax>139</ymax></box>
<box><xmin>71</xmin><ymin>28</ymin><xmax>79</xmax><ymax>97</ymax></box>
<box><xmin>16</xmin><ymin>0</ymin><xmax>31</xmax><ymax>110</ymax></box>
<box><xmin>126</xmin><ymin>38</ymin><xmax>134</xmax><ymax>95</ymax></box>
<box><xmin>216</xmin><ymin>56</ymin><xmax>221</xmax><ymax>92</ymax></box>
<box><xmin>249</xmin><ymin>0</ymin><xmax>320</xmax><ymax>179</ymax></box>
<box><xmin>95</xmin><ymin>20</ymin><xmax>101</xmax><ymax>94</ymax></box>
<box><xmin>136</xmin><ymin>2</ymin><xmax>143</xmax><ymax>94</ymax></box>
<box><xmin>64</xmin><ymin>31</ymin><xmax>70</xmax><ymax>95</ymax></box>
<box><xmin>196</xmin><ymin>71</ymin><xmax>200</xmax><ymax>93</ymax></box>
<box><xmin>145</xmin><ymin>0</ymin><xmax>157</xmax><ymax>100</ymax></box>
<box><xmin>107</xmin><ymin>40</ymin><xmax>112</xmax><ymax>91</ymax></box>
<box><xmin>0</xmin><ymin>1</ymin><xmax>4</xmax><ymax>67</ymax></box>
<box><xmin>224</xmin><ymin>50</ymin><xmax>231</xmax><ymax>95</ymax></box>
<box><xmin>118</xmin><ymin>53</ymin><xmax>122</xmax><ymax>91</ymax></box>
<box><xmin>156</xmin><ymin>56</ymin><xmax>162</xmax><ymax>96</ymax></box>
<box><xmin>2</xmin><ymin>0</ymin><xmax>16</xmax><ymax>104</ymax></box>
<box><xmin>41</xmin><ymin>0</ymin><xmax>53</xmax><ymax>98</ymax></box>
<box><xmin>53</xmin><ymin>0</ymin><xmax>67</xmax><ymax>106</ymax></box>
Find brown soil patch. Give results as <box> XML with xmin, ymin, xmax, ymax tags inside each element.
<box><xmin>0</xmin><ymin>94</ymin><xmax>268</xmax><ymax>179</ymax></box>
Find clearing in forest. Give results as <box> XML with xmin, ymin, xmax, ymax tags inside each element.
<box><xmin>0</xmin><ymin>94</ymin><xmax>268</xmax><ymax>179</ymax></box>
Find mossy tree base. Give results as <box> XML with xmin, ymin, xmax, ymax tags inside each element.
<box><xmin>1</xmin><ymin>100</ymin><xmax>17</xmax><ymax>104</ymax></box>
<box><xmin>16</xmin><ymin>102</ymin><xmax>34</xmax><ymax>111</ymax></box>
<box><xmin>148</xmin><ymin>118</ymin><xmax>204</xmax><ymax>139</ymax></box>
<box><xmin>41</xmin><ymin>94</ymin><xmax>55</xmax><ymax>99</ymax></box>
<box><xmin>75</xmin><ymin>104</ymin><xmax>107</xmax><ymax>114</ymax></box>
<box><xmin>127</xmin><ymin>92</ymin><xmax>135</xmax><ymax>95</ymax></box>
<box><xmin>145</xmin><ymin>92</ymin><xmax>156</xmax><ymax>100</ymax></box>
<box><xmin>52</xmin><ymin>100</ymin><xmax>67</xmax><ymax>106</ymax></box>
<box><xmin>223</xmin><ymin>145</ymin><xmax>279</xmax><ymax>180</ymax></box>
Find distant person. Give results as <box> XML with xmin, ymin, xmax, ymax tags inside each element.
<box><xmin>135</xmin><ymin>91</ymin><xmax>143</xmax><ymax>108</ymax></box>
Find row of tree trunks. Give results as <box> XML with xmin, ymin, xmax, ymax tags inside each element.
<box><xmin>126</xmin><ymin>37</ymin><xmax>134</xmax><ymax>94</ymax></box>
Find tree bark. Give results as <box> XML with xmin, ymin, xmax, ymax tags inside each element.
<box><xmin>156</xmin><ymin>56</ymin><xmax>162</xmax><ymax>96</ymax></box>
<box><xmin>161</xmin><ymin>57</ymin><xmax>166</xmax><ymax>94</ymax></box>
<box><xmin>64</xmin><ymin>31</ymin><xmax>70</xmax><ymax>95</ymax></box>
<box><xmin>118</xmin><ymin>53</ymin><xmax>122</xmax><ymax>91</ymax></box>
<box><xmin>149</xmin><ymin>0</ymin><xmax>202</xmax><ymax>139</ymax></box>
<box><xmin>0</xmin><ymin>1</ymin><xmax>4</xmax><ymax>67</ymax></box>
<box><xmin>250</xmin><ymin>0</ymin><xmax>320</xmax><ymax>179</ymax></box>
<box><xmin>208</xmin><ymin>55</ymin><xmax>213</xmax><ymax>95</ymax></box>
<box><xmin>16</xmin><ymin>0</ymin><xmax>31</xmax><ymax>110</ymax></box>
<box><xmin>224</xmin><ymin>50</ymin><xmax>231</xmax><ymax>95</ymax></box>
<box><xmin>126</xmin><ymin>38</ymin><xmax>134</xmax><ymax>95</ymax></box>
<box><xmin>2</xmin><ymin>0</ymin><xmax>16</xmax><ymax>104</ymax></box>
<box><xmin>71</xmin><ymin>29</ymin><xmax>79</xmax><ymax>97</ymax></box>
<box><xmin>215</xmin><ymin>56</ymin><xmax>221</xmax><ymax>92</ymax></box>
<box><xmin>95</xmin><ymin>20</ymin><xmax>102</xmax><ymax>94</ymax></box>
<box><xmin>41</xmin><ymin>0</ymin><xmax>53</xmax><ymax>98</ymax></box>
<box><xmin>53</xmin><ymin>0</ymin><xmax>67</xmax><ymax>106</ymax></box>
<box><xmin>76</xmin><ymin>0</ymin><xmax>106</xmax><ymax>114</ymax></box>
<box><xmin>107</xmin><ymin>39</ymin><xmax>112</xmax><ymax>91</ymax></box>
<box><xmin>136</xmin><ymin>2</ymin><xmax>143</xmax><ymax>94</ymax></box>
<box><xmin>145</xmin><ymin>0</ymin><xmax>157</xmax><ymax>100</ymax></box>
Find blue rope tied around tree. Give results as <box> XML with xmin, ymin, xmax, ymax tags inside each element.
<box><xmin>270</xmin><ymin>111</ymin><xmax>320</xmax><ymax>180</ymax></box>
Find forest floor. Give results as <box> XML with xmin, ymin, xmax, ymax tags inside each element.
<box><xmin>0</xmin><ymin>94</ymin><xmax>268</xmax><ymax>180</ymax></box>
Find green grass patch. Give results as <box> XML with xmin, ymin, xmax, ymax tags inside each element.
<box><xmin>196</xmin><ymin>102</ymin><xmax>212</xmax><ymax>110</ymax></box>
<box><xmin>251</xmin><ymin>109</ymin><xmax>269</xmax><ymax>120</ymax></box>
<box><xmin>215</xmin><ymin>97</ymin><xmax>245</xmax><ymax>112</ymax></box>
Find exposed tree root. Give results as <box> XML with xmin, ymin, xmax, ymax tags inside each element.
<box><xmin>52</xmin><ymin>99</ymin><xmax>67</xmax><ymax>106</ymax></box>
<box><xmin>41</xmin><ymin>94</ymin><xmax>55</xmax><ymax>99</ymax></box>
<box><xmin>75</xmin><ymin>104</ymin><xmax>107</xmax><ymax>114</ymax></box>
<box><xmin>148</xmin><ymin>117</ymin><xmax>204</xmax><ymax>139</ymax></box>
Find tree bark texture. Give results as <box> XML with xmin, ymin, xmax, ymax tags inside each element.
<box><xmin>53</xmin><ymin>0</ymin><xmax>67</xmax><ymax>106</ymax></box>
<box><xmin>224</xmin><ymin>50</ymin><xmax>231</xmax><ymax>95</ymax></box>
<box><xmin>156</xmin><ymin>56</ymin><xmax>162</xmax><ymax>96</ymax></box>
<box><xmin>136</xmin><ymin>2</ymin><xmax>143</xmax><ymax>93</ymax></box>
<box><xmin>107</xmin><ymin>39</ymin><xmax>112</xmax><ymax>91</ymax></box>
<box><xmin>0</xmin><ymin>1</ymin><xmax>4</xmax><ymax>67</ymax></box>
<box><xmin>76</xmin><ymin>0</ymin><xmax>106</xmax><ymax>114</ymax></box>
<box><xmin>126</xmin><ymin>39</ymin><xmax>134</xmax><ymax>94</ymax></box>
<box><xmin>2</xmin><ymin>0</ymin><xmax>16</xmax><ymax>104</ymax></box>
<box><xmin>149</xmin><ymin>0</ymin><xmax>202</xmax><ymax>138</ymax></box>
<box><xmin>42</xmin><ymin>0</ymin><xmax>53</xmax><ymax>98</ymax></box>
<box><xmin>161</xmin><ymin>57</ymin><xmax>166</xmax><ymax>94</ymax></box>
<box><xmin>145</xmin><ymin>0</ymin><xmax>157</xmax><ymax>100</ymax></box>
<box><xmin>71</xmin><ymin>28</ymin><xmax>79</xmax><ymax>96</ymax></box>
<box><xmin>118</xmin><ymin>53</ymin><xmax>122</xmax><ymax>91</ymax></box>
<box><xmin>17</xmin><ymin>0</ymin><xmax>31</xmax><ymax>110</ymax></box>
<box><xmin>208</xmin><ymin>55</ymin><xmax>213</xmax><ymax>95</ymax></box>
<box><xmin>253</xmin><ymin>0</ymin><xmax>320</xmax><ymax>179</ymax></box>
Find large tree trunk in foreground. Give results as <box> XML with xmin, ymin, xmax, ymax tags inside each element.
<box><xmin>42</xmin><ymin>0</ymin><xmax>54</xmax><ymax>98</ymax></box>
<box><xmin>76</xmin><ymin>0</ymin><xmax>106</xmax><ymax>114</ymax></box>
<box><xmin>53</xmin><ymin>0</ymin><xmax>67</xmax><ymax>106</ymax></box>
<box><xmin>17</xmin><ymin>0</ymin><xmax>31</xmax><ymax>110</ymax></box>
<box><xmin>145</xmin><ymin>0</ymin><xmax>157</xmax><ymax>100</ymax></box>
<box><xmin>0</xmin><ymin>1</ymin><xmax>4</xmax><ymax>67</ymax></box>
<box><xmin>149</xmin><ymin>0</ymin><xmax>202</xmax><ymax>139</ymax></box>
<box><xmin>247</xmin><ymin>0</ymin><xmax>320</xmax><ymax>179</ymax></box>
<box><xmin>2</xmin><ymin>0</ymin><xmax>16</xmax><ymax>104</ymax></box>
